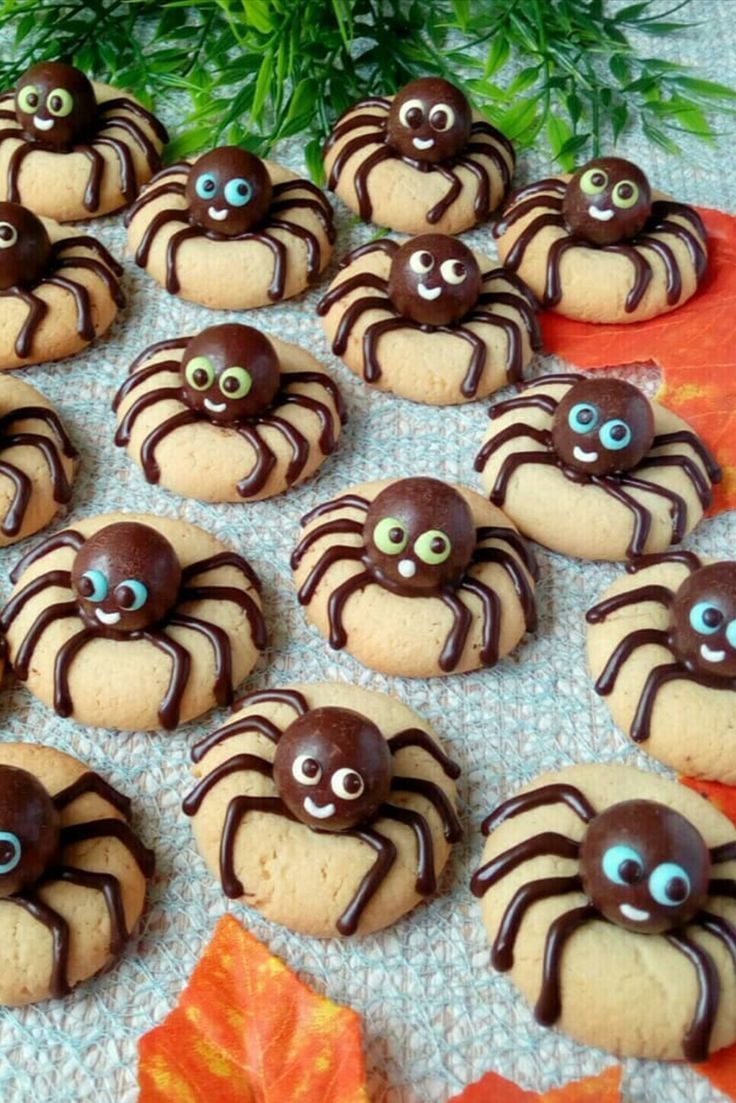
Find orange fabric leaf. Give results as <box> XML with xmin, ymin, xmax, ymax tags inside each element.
<box><xmin>678</xmin><ymin>775</ymin><xmax>736</xmax><ymax>828</ymax></box>
<box><xmin>540</xmin><ymin>207</ymin><xmax>736</xmax><ymax>512</ymax></box>
<box><xmin>138</xmin><ymin>914</ymin><xmax>368</xmax><ymax>1103</ymax></box>
<box><xmin>447</xmin><ymin>1066</ymin><xmax>622</xmax><ymax>1102</ymax></box>
<box><xmin>693</xmin><ymin>1041</ymin><xmax>736</xmax><ymax>1100</ymax></box>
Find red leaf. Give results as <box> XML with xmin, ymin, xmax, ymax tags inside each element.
<box><xmin>447</xmin><ymin>1066</ymin><xmax>622</xmax><ymax>1102</ymax></box>
<box><xmin>679</xmin><ymin>775</ymin><xmax>736</xmax><ymax>828</ymax></box>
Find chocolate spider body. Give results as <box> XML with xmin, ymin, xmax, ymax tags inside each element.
<box><xmin>475</xmin><ymin>373</ymin><xmax>721</xmax><ymax>557</ymax></box>
<box><xmin>183</xmin><ymin>689</ymin><xmax>462</xmax><ymax>935</ymax></box>
<box><xmin>0</xmin><ymin>401</ymin><xmax>76</xmax><ymax>538</ymax></box>
<box><xmin>471</xmin><ymin>781</ymin><xmax>736</xmax><ymax>1061</ymax></box>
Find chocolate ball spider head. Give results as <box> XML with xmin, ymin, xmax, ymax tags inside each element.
<box><xmin>70</xmin><ymin>522</ymin><xmax>182</xmax><ymax>635</ymax></box>
<box><xmin>562</xmin><ymin>157</ymin><xmax>652</xmax><ymax>247</ymax></box>
<box><xmin>669</xmin><ymin>562</ymin><xmax>736</xmax><ymax>680</ymax></box>
<box><xmin>185</xmin><ymin>146</ymin><xmax>273</xmax><ymax>237</ymax></box>
<box><xmin>551</xmin><ymin>378</ymin><xmax>654</xmax><ymax>476</ymax></box>
<box><xmin>0</xmin><ymin>201</ymin><xmax>52</xmax><ymax>291</ymax></box>
<box><xmin>579</xmin><ymin>799</ymin><xmax>710</xmax><ymax>934</ymax></box>
<box><xmin>272</xmin><ymin>707</ymin><xmax>392</xmax><ymax>831</ymax></box>
<box><xmin>387</xmin><ymin>235</ymin><xmax>481</xmax><ymax>326</ymax></box>
<box><xmin>0</xmin><ymin>764</ymin><xmax>60</xmax><ymax>898</ymax></box>
<box><xmin>15</xmin><ymin>61</ymin><xmax>97</xmax><ymax>150</ymax></box>
<box><xmin>180</xmin><ymin>323</ymin><xmax>280</xmax><ymax>425</ymax></box>
<box><xmin>363</xmin><ymin>477</ymin><xmax>475</xmax><ymax>596</ymax></box>
<box><xmin>386</xmin><ymin>77</ymin><xmax>472</xmax><ymax>164</ymax></box>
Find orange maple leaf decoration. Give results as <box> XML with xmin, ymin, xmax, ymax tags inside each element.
<box><xmin>447</xmin><ymin>1066</ymin><xmax>622</xmax><ymax>1102</ymax></box>
<box><xmin>138</xmin><ymin>914</ymin><xmax>369</xmax><ymax>1103</ymax></box>
<box><xmin>541</xmin><ymin>207</ymin><xmax>736</xmax><ymax>513</ymax></box>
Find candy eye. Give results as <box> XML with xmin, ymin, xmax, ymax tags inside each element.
<box><xmin>78</xmin><ymin>569</ymin><xmax>109</xmax><ymax>603</ymax></box>
<box><xmin>372</xmin><ymin>517</ymin><xmax>409</xmax><ymax>555</ymax></box>
<box><xmin>47</xmin><ymin>88</ymin><xmax>74</xmax><ymax>118</ymax></box>
<box><xmin>0</xmin><ymin>222</ymin><xmax>18</xmax><ymax>250</ymax></box>
<box><xmin>602</xmin><ymin>844</ymin><xmax>644</xmax><ymax>886</ymax></box>
<box><xmin>429</xmin><ymin>103</ymin><xmax>455</xmax><ymax>132</ymax></box>
<box><xmin>440</xmin><ymin>259</ymin><xmax>467</xmax><ymax>285</ymax></box>
<box><xmin>219</xmin><ymin>366</ymin><xmax>252</xmax><ymax>400</ymax></box>
<box><xmin>568</xmin><ymin>402</ymin><xmax>599</xmax><ymax>434</ymax></box>
<box><xmin>689</xmin><ymin>601</ymin><xmax>723</xmax><ymax>635</ymax></box>
<box><xmin>726</xmin><ymin>621</ymin><xmax>736</xmax><ymax>649</ymax></box>
<box><xmin>599</xmin><ymin>419</ymin><xmax>632</xmax><ymax>451</ymax></box>
<box><xmin>292</xmin><ymin>754</ymin><xmax>322</xmax><ymax>786</ymax></box>
<box><xmin>331</xmin><ymin>768</ymin><xmax>365</xmax><ymax>800</ymax></box>
<box><xmin>414</xmin><ymin>529</ymin><xmax>452</xmax><ymax>565</ymax></box>
<box><xmin>613</xmin><ymin>180</ymin><xmax>640</xmax><ymax>209</ymax></box>
<box><xmin>194</xmin><ymin>173</ymin><xmax>218</xmax><ymax>200</ymax></box>
<box><xmin>580</xmin><ymin>168</ymin><xmax>609</xmax><ymax>196</ymax></box>
<box><xmin>409</xmin><ymin>250</ymin><xmax>434</xmax><ymax>275</ymax></box>
<box><xmin>223</xmin><ymin>177</ymin><xmax>252</xmax><ymax>207</ymax></box>
<box><xmin>185</xmin><ymin>355</ymin><xmax>216</xmax><ymax>391</ymax></box>
<box><xmin>649</xmin><ymin>862</ymin><xmax>690</xmax><ymax>906</ymax></box>
<box><xmin>0</xmin><ymin>831</ymin><xmax>21</xmax><ymax>875</ymax></box>
<box><xmin>17</xmin><ymin>85</ymin><xmax>39</xmax><ymax>114</ymax></box>
<box><xmin>113</xmin><ymin>579</ymin><xmax>148</xmax><ymax>612</ymax></box>
<box><xmin>398</xmin><ymin>98</ymin><xmax>424</xmax><ymax>128</ymax></box>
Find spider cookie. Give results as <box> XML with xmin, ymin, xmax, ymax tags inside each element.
<box><xmin>0</xmin><ymin>513</ymin><xmax>266</xmax><ymax>731</ymax></box>
<box><xmin>472</xmin><ymin>762</ymin><xmax>736</xmax><ymax>1061</ymax></box>
<box><xmin>0</xmin><ymin>61</ymin><xmax>167</xmax><ymax>221</ymax></box>
<box><xmin>0</xmin><ymin>201</ymin><xmax>123</xmax><ymax>370</ymax></box>
<box><xmin>183</xmin><ymin>682</ymin><xmax>460</xmax><ymax>936</ymax></box>
<box><xmin>125</xmin><ymin>145</ymin><xmax>334</xmax><ymax>309</ymax></box>
<box><xmin>291</xmin><ymin>476</ymin><xmax>537</xmax><ymax>677</ymax></box>
<box><xmin>494</xmin><ymin>156</ymin><xmax>707</xmax><ymax>322</ymax></box>
<box><xmin>587</xmin><ymin>551</ymin><xmax>736</xmax><ymax>781</ymax></box>
<box><xmin>475</xmin><ymin>373</ymin><xmax>720</xmax><ymax>561</ymax></box>
<box><xmin>324</xmin><ymin>77</ymin><xmax>514</xmax><ymax>234</ymax></box>
<box><xmin>113</xmin><ymin>323</ymin><xmax>345</xmax><ymax>502</ymax></box>
<box><xmin>0</xmin><ymin>741</ymin><xmax>154</xmax><ymax>1005</ymax></box>
<box><xmin>0</xmin><ymin>375</ymin><xmax>76</xmax><ymax>546</ymax></box>
<box><xmin>318</xmin><ymin>235</ymin><xmax>540</xmax><ymax>404</ymax></box>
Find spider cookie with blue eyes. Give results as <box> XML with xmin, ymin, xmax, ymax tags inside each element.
<box><xmin>472</xmin><ymin>762</ymin><xmax>736</xmax><ymax>1060</ymax></box>
<box><xmin>494</xmin><ymin>156</ymin><xmax>707</xmax><ymax>322</ymax></box>
<box><xmin>0</xmin><ymin>514</ymin><xmax>266</xmax><ymax>731</ymax></box>
<box><xmin>113</xmin><ymin>323</ymin><xmax>345</xmax><ymax>502</ymax></box>
<box><xmin>0</xmin><ymin>60</ymin><xmax>167</xmax><ymax>221</ymax></box>
<box><xmin>125</xmin><ymin>145</ymin><xmax>334</xmax><ymax>309</ymax></box>
<box><xmin>475</xmin><ymin>373</ymin><xmax>720</xmax><ymax>560</ymax></box>
<box><xmin>587</xmin><ymin>553</ymin><xmax>736</xmax><ymax>781</ymax></box>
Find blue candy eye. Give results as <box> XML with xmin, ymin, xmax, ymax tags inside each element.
<box><xmin>600</xmin><ymin>419</ymin><xmax>632</xmax><ymax>451</ymax></box>
<box><xmin>79</xmin><ymin>569</ymin><xmax>108</xmax><ymax>603</ymax></box>
<box><xmin>648</xmin><ymin>862</ymin><xmax>690</xmax><ymax>906</ymax></box>
<box><xmin>195</xmin><ymin>173</ymin><xmax>218</xmax><ymax>199</ymax></box>
<box><xmin>568</xmin><ymin>402</ymin><xmax>599</xmax><ymax>434</ymax></box>
<box><xmin>689</xmin><ymin>601</ymin><xmax>723</xmax><ymax>635</ymax></box>
<box><xmin>602</xmin><ymin>844</ymin><xmax>644</xmax><ymax>885</ymax></box>
<box><xmin>223</xmin><ymin>177</ymin><xmax>252</xmax><ymax>207</ymax></box>
<box><xmin>114</xmin><ymin>579</ymin><xmax>149</xmax><ymax>612</ymax></box>
<box><xmin>0</xmin><ymin>831</ymin><xmax>20</xmax><ymax>875</ymax></box>
<box><xmin>726</xmin><ymin>621</ymin><xmax>736</xmax><ymax>649</ymax></box>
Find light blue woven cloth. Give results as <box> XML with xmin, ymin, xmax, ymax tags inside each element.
<box><xmin>0</xmin><ymin>3</ymin><xmax>735</xmax><ymax>1101</ymax></box>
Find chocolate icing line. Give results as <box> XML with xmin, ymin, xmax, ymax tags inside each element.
<box><xmin>0</xmin><ymin>460</ymin><xmax>31</xmax><ymax>535</ymax></box>
<box><xmin>471</xmin><ymin>545</ymin><xmax>537</xmax><ymax>631</ymax></box>
<box><xmin>631</xmin><ymin>663</ymin><xmax>736</xmax><ymax>743</ymax></box>
<box><xmin>392</xmin><ymin>775</ymin><xmax>462</xmax><ymax>842</ymax></box>
<box><xmin>481</xmin><ymin>782</ymin><xmax>596</xmax><ymax>836</ymax></box>
<box><xmin>191</xmin><ymin>715</ymin><xmax>283</xmax><ymax>762</ymax></box>
<box><xmin>454</xmin><ymin>578</ymin><xmax>498</xmax><ymax>667</ymax></box>
<box><xmin>230</xmin><ymin>686</ymin><xmax>308</xmax><ymax>716</ymax></box>
<box><xmin>0</xmin><ymin>287</ymin><xmax>48</xmax><ymax>359</ymax></box>
<box><xmin>471</xmin><ymin>831</ymin><xmax>580</xmax><ymax>897</ymax></box>
<box><xmin>53</xmin><ymin>771</ymin><xmax>131</xmax><ymax>815</ymax></box>
<box><xmin>167</xmin><ymin>612</ymin><xmax>234</xmax><ymax>707</ymax></box>
<box><xmin>586</xmin><ymin>584</ymin><xmax>675</xmax><ymax>624</ymax></box>
<box><xmin>535</xmin><ymin>905</ymin><xmax>598</xmax><ymax>1025</ymax></box>
<box><xmin>493</xmin><ymin>874</ymin><xmax>583</xmax><ymax>971</ymax></box>
<box><xmin>9</xmin><ymin>528</ymin><xmax>84</xmax><ymax>582</ymax></box>
<box><xmin>61</xmin><ymin>818</ymin><xmax>155</xmax><ymax>876</ymax></box>
<box><xmin>179</xmin><ymin>585</ymin><xmax>266</xmax><ymax>652</ymax></box>
<box><xmin>53</xmin><ymin>866</ymin><xmax>129</xmax><ymax>953</ymax></box>
<box><xmin>594</xmin><ymin>627</ymin><xmax>671</xmax><ymax>695</ymax></box>
<box><xmin>336</xmin><ymin>826</ymin><xmax>396</xmax><ymax>935</ymax></box>
<box><xmin>666</xmin><ymin>930</ymin><xmax>720</xmax><ymax>1062</ymax></box>
<box><xmin>6</xmin><ymin>894</ymin><xmax>71</xmax><ymax>998</ymax></box>
<box><xmin>182</xmin><ymin>752</ymin><xmax>273</xmax><ymax>817</ymax></box>
<box><xmin>300</xmin><ymin>493</ymin><xmax>369</xmax><ymax>526</ymax></box>
<box><xmin>379</xmin><ymin>803</ymin><xmax>436</xmax><ymax>894</ymax></box>
<box><xmin>387</xmin><ymin>728</ymin><xmax>461</xmax><ymax>780</ymax></box>
<box><xmin>627</xmin><ymin>550</ymin><xmax>703</xmax><ymax>574</ymax></box>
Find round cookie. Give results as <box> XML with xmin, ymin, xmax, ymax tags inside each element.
<box><xmin>0</xmin><ymin>741</ymin><xmax>154</xmax><ymax>1006</ymax></box>
<box><xmin>324</xmin><ymin>77</ymin><xmax>514</xmax><ymax>234</ymax></box>
<box><xmin>125</xmin><ymin>145</ymin><xmax>334</xmax><ymax>309</ymax></box>
<box><xmin>0</xmin><ymin>62</ymin><xmax>167</xmax><ymax>221</ymax></box>
<box><xmin>494</xmin><ymin>157</ymin><xmax>707</xmax><ymax>323</ymax></box>
<box><xmin>0</xmin><ymin>513</ymin><xmax>266</xmax><ymax>730</ymax></box>
<box><xmin>183</xmin><ymin>682</ymin><xmax>461</xmax><ymax>936</ymax></box>
<box><xmin>471</xmin><ymin>762</ymin><xmax>736</xmax><ymax>1061</ymax></box>
<box><xmin>291</xmin><ymin>476</ymin><xmax>537</xmax><ymax>677</ymax></box>
<box><xmin>0</xmin><ymin>200</ymin><xmax>124</xmax><ymax>370</ymax></box>
<box><xmin>113</xmin><ymin>323</ymin><xmax>345</xmax><ymax>502</ymax></box>
<box><xmin>475</xmin><ymin>373</ymin><xmax>720</xmax><ymax>561</ymax></box>
<box><xmin>318</xmin><ymin>235</ymin><xmax>540</xmax><ymax>405</ymax></box>
<box><xmin>0</xmin><ymin>374</ymin><xmax>76</xmax><ymax>546</ymax></box>
<box><xmin>587</xmin><ymin>550</ymin><xmax>736</xmax><ymax>782</ymax></box>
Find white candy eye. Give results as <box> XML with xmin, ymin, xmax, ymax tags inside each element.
<box><xmin>440</xmin><ymin>259</ymin><xmax>467</xmax><ymax>284</ymax></box>
<box><xmin>0</xmin><ymin>222</ymin><xmax>18</xmax><ymax>249</ymax></box>
<box><xmin>398</xmin><ymin>98</ymin><xmax>424</xmax><ymax>128</ymax></box>
<box><xmin>331</xmin><ymin>767</ymin><xmax>365</xmax><ymax>800</ymax></box>
<box><xmin>429</xmin><ymin>103</ymin><xmax>455</xmax><ymax>131</ymax></box>
<box><xmin>292</xmin><ymin>754</ymin><xmax>322</xmax><ymax>786</ymax></box>
<box><xmin>409</xmin><ymin>250</ymin><xmax>434</xmax><ymax>274</ymax></box>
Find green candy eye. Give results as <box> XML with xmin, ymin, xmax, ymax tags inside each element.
<box><xmin>47</xmin><ymin>88</ymin><xmax>74</xmax><ymax>118</ymax></box>
<box><xmin>219</xmin><ymin>366</ymin><xmax>252</xmax><ymax>400</ymax></box>
<box><xmin>414</xmin><ymin>529</ymin><xmax>452</xmax><ymax>565</ymax></box>
<box><xmin>372</xmin><ymin>517</ymin><xmax>408</xmax><ymax>555</ymax></box>
<box><xmin>612</xmin><ymin>180</ymin><xmax>640</xmax><ymax>209</ymax></box>
<box><xmin>185</xmin><ymin>355</ymin><xmax>215</xmax><ymax>391</ymax></box>
<box><xmin>580</xmin><ymin>168</ymin><xmax>608</xmax><ymax>196</ymax></box>
<box><xmin>17</xmin><ymin>85</ymin><xmax>40</xmax><ymax>114</ymax></box>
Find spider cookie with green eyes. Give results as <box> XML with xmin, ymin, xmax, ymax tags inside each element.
<box><xmin>494</xmin><ymin>156</ymin><xmax>707</xmax><ymax>322</ymax></box>
<box><xmin>113</xmin><ymin>323</ymin><xmax>345</xmax><ymax>502</ymax></box>
<box><xmin>471</xmin><ymin>762</ymin><xmax>736</xmax><ymax>1060</ymax></box>
<box><xmin>291</xmin><ymin>476</ymin><xmax>537</xmax><ymax>677</ymax></box>
<box><xmin>183</xmin><ymin>682</ymin><xmax>460</xmax><ymax>936</ymax></box>
<box><xmin>475</xmin><ymin>373</ymin><xmax>720</xmax><ymax>561</ymax></box>
<box><xmin>0</xmin><ymin>513</ymin><xmax>266</xmax><ymax>731</ymax></box>
<box><xmin>323</xmin><ymin>77</ymin><xmax>514</xmax><ymax>234</ymax></box>
<box><xmin>0</xmin><ymin>60</ymin><xmax>167</xmax><ymax>221</ymax></box>
<box><xmin>587</xmin><ymin>552</ymin><xmax>736</xmax><ymax>781</ymax></box>
<box><xmin>125</xmin><ymin>145</ymin><xmax>334</xmax><ymax>308</ymax></box>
